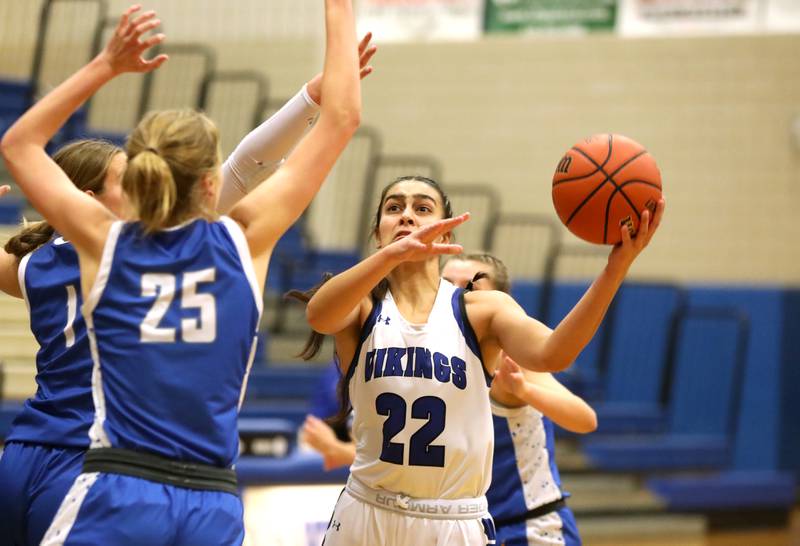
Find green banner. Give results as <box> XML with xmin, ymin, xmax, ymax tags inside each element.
<box><xmin>485</xmin><ymin>0</ymin><xmax>617</xmax><ymax>33</ymax></box>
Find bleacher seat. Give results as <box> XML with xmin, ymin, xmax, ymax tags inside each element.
<box><xmin>582</xmin><ymin>307</ymin><xmax>749</xmax><ymax>472</ymax></box>
<box><xmin>648</xmin><ymin>471</ymin><xmax>796</xmax><ymax>511</ymax></box>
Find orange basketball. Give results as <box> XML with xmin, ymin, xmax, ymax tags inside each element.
<box><xmin>551</xmin><ymin>133</ymin><xmax>662</xmax><ymax>245</ymax></box>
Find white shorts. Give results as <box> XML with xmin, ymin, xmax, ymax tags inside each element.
<box><xmin>322</xmin><ymin>478</ymin><xmax>496</xmax><ymax>546</ymax></box>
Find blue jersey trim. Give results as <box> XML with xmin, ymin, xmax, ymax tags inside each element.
<box><xmin>451</xmin><ymin>288</ymin><xmax>492</xmax><ymax>387</ymax></box>
<box><xmin>343</xmin><ymin>296</ymin><xmax>383</xmax><ymax>384</ymax></box>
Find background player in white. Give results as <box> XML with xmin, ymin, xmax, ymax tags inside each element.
<box><xmin>1</xmin><ymin>1</ymin><xmax>361</xmax><ymax>543</ymax></box>
<box><xmin>302</xmin><ymin>251</ymin><xmax>596</xmax><ymax>545</ymax></box>
<box><xmin>294</xmin><ymin>175</ymin><xmax>663</xmax><ymax>545</ymax></box>
<box><xmin>0</xmin><ymin>31</ymin><xmax>375</xmax><ymax>546</ymax></box>
<box><xmin>443</xmin><ymin>253</ymin><xmax>593</xmax><ymax>546</ymax></box>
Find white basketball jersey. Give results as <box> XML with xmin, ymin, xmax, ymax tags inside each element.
<box><xmin>348</xmin><ymin>279</ymin><xmax>494</xmax><ymax>500</ymax></box>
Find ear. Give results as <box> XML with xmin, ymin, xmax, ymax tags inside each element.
<box><xmin>200</xmin><ymin>172</ymin><xmax>217</xmax><ymax>197</ymax></box>
<box><xmin>84</xmin><ymin>189</ymin><xmax>96</xmax><ymax>198</ymax></box>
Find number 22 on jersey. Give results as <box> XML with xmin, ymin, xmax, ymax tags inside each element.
<box><xmin>377</xmin><ymin>393</ymin><xmax>446</xmax><ymax>468</ymax></box>
<box><xmin>140</xmin><ymin>268</ymin><xmax>217</xmax><ymax>343</ymax></box>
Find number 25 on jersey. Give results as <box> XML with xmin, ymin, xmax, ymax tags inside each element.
<box><xmin>140</xmin><ymin>268</ymin><xmax>217</xmax><ymax>343</ymax></box>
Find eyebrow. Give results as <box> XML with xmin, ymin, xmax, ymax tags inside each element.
<box><xmin>384</xmin><ymin>193</ymin><xmax>437</xmax><ymax>204</ymax></box>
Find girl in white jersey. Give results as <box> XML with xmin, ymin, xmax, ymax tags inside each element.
<box><xmin>302</xmin><ymin>252</ymin><xmax>596</xmax><ymax>545</ymax></box>
<box><xmin>442</xmin><ymin>253</ymin><xmax>594</xmax><ymax>546</ymax></box>
<box><xmin>294</xmin><ymin>175</ymin><xmax>664</xmax><ymax>545</ymax></box>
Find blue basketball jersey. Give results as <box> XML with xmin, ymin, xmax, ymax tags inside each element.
<box><xmin>6</xmin><ymin>237</ymin><xmax>94</xmax><ymax>448</ymax></box>
<box><xmin>487</xmin><ymin>401</ymin><xmax>567</xmax><ymax>522</ymax></box>
<box><xmin>83</xmin><ymin>218</ymin><xmax>261</xmax><ymax>467</ymax></box>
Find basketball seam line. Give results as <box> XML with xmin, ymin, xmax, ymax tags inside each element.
<box><xmin>567</xmin><ymin>141</ymin><xmax>649</xmax><ymax>242</ymax></box>
<box><xmin>564</xmin><ymin>135</ymin><xmax>617</xmax><ymax>228</ymax></box>
<box><xmin>605</xmin><ymin>179</ymin><xmax>661</xmax><ymax>242</ymax></box>
<box><xmin>553</xmin><ymin>138</ymin><xmax>616</xmax><ymax>187</ymax></box>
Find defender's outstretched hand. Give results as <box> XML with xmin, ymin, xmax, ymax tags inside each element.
<box><xmin>101</xmin><ymin>4</ymin><xmax>168</xmax><ymax>75</ymax></box>
<box><xmin>307</xmin><ymin>32</ymin><xmax>377</xmax><ymax>104</ymax></box>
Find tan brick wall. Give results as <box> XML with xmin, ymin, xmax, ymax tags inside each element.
<box><xmin>2</xmin><ymin>2</ymin><xmax>798</xmax><ymax>283</ymax></box>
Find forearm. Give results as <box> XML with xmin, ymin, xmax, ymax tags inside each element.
<box><xmin>323</xmin><ymin>439</ymin><xmax>356</xmax><ymax>470</ymax></box>
<box><xmin>320</xmin><ymin>0</ymin><xmax>360</xmax><ymax>126</ymax></box>
<box><xmin>307</xmin><ymin>248</ymin><xmax>398</xmax><ymax>333</ymax></box>
<box><xmin>539</xmin><ymin>262</ymin><xmax>627</xmax><ymax>371</ymax></box>
<box><xmin>217</xmin><ymin>85</ymin><xmax>320</xmax><ymax>213</ymax></box>
<box><xmin>1</xmin><ymin>56</ymin><xmax>112</xmax><ymax>152</ymax></box>
<box><xmin>0</xmin><ymin>251</ymin><xmax>22</xmax><ymax>298</ymax></box>
<box><xmin>515</xmin><ymin>382</ymin><xmax>597</xmax><ymax>433</ymax></box>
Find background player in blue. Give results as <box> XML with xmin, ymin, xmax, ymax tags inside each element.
<box><xmin>0</xmin><ymin>32</ymin><xmax>376</xmax><ymax>546</ymax></box>
<box><xmin>1</xmin><ymin>1</ymin><xmax>361</xmax><ymax>544</ymax></box>
<box><xmin>442</xmin><ymin>253</ymin><xmax>595</xmax><ymax>546</ymax></box>
<box><xmin>291</xmin><ymin>176</ymin><xmax>663</xmax><ymax>545</ymax></box>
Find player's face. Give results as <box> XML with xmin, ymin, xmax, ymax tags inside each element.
<box><xmin>376</xmin><ymin>180</ymin><xmax>445</xmax><ymax>248</ymax></box>
<box><xmin>441</xmin><ymin>259</ymin><xmax>496</xmax><ymax>290</ymax></box>
<box><xmin>95</xmin><ymin>152</ymin><xmax>131</xmax><ymax>219</ymax></box>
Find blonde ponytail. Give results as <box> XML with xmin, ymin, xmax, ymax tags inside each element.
<box><xmin>125</xmin><ymin>109</ymin><xmax>220</xmax><ymax>233</ymax></box>
<box><xmin>123</xmin><ymin>149</ymin><xmax>177</xmax><ymax>233</ymax></box>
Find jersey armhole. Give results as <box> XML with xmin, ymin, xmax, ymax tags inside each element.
<box><xmin>219</xmin><ymin>216</ymin><xmax>264</xmax><ymax>320</ymax></box>
<box><xmin>451</xmin><ymin>288</ymin><xmax>492</xmax><ymax>388</ymax></box>
<box><xmin>17</xmin><ymin>252</ymin><xmax>32</xmax><ymax>312</ymax></box>
<box><xmin>82</xmin><ymin>221</ymin><xmax>124</xmax><ymax>316</ymax></box>
<box><xmin>341</xmin><ymin>296</ymin><xmax>382</xmax><ymax>384</ymax></box>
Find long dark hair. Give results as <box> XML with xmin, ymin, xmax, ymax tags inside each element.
<box><xmin>285</xmin><ymin>175</ymin><xmax>454</xmax><ymax>428</ymax></box>
<box><xmin>4</xmin><ymin>139</ymin><xmax>123</xmax><ymax>258</ymax></box>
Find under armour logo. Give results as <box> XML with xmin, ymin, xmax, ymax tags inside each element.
<box><xmin>377</xmin><ymin>314</ymin><xmax>391</xmax><ymax>326</ymax></box>
<box><xmin>330</xmin><ymin>520</ymin><xmax>341</xmax><ymax>532</ymax></box>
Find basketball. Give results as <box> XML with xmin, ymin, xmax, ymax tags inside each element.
<box><xmin>551</xmin><ymin>134</ymin><xmax>662</xmax><ymax>245</ymax></box>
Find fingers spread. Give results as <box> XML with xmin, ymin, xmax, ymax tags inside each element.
<box><xmin>360</xmin><ymin>45</ymin><xmax>377</xmax><ymax>68</ymax></box>
<box><xmin>358</xmin><ymin>32</ymin><xmax>373</xmax><ymax>55</ymax></box>
<box><xmin>430</xmin><ymin>243</ymin><xmax>463</xmax><ymax>255</ymax></box>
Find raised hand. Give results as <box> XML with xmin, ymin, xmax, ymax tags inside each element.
<box><xmin>307</xmin><ymin>32</ymin><xmax>377</xmax><ymax>104</ymax></box>
<box><xmin>386</xmin><ymin>212</ymin><xmax>469</xmax><ymax>263</ymax></box>
<box><xmin>492</xmin><ymin>354</ymin><xmax>528</xmax><ymax>398</ymax></box>
<box><xmin>608</xmin><ymin>197</ymin><xmax>665</xmax><ymax>269</ymax></box>
<box><xmin>100</xmin><ymin>4</ymin><xmax>168</xmax><ymax>76</ymax></box>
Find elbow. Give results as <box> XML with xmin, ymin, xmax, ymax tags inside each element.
<box><xmin>575</xmin><ymin>411</ymin><xmax>598</xmax><ymax>434</ymax></box>
<box><xmin>306</xmin><ymin>303</ymin><xmax>336</xmax><ymax>335</ymax></box>
<box><xmin>0</xmin><ymin>131</ymin><xmax>16</xmax><ymax>161</ymax></box>
<box><xmin>539</xmin><ymin>355</ymin><xmax>572</xmax><ymax>374</ymax></box>
<box><xmin>328</xmin><ymin>103</ymin><xmax>361</xmax><ymax>136</ymax></box>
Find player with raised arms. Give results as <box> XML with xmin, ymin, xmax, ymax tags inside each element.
<box><xmin>0</xmin><ymin>1</ymin><xmax>361</xmax><ymax>544</ymax></box>
<box><xmin>0</xmin><ymin>33</ymin><xmax>376</xmax><ymax>546</ymax></box>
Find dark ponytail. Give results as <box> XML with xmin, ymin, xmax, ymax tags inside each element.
<box><xmin>4</xmin><ymin>221</ymin><xmax>54</xmax><ymax>258</ymax></box>
<box><xmin>4</xmin><ymin>139</ymin><xmax>122</xmax><ymax>257</ymax></box>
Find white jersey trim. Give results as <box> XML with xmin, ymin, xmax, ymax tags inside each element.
<box><xmin>219</xmin><ymin>216</ymin><xmax>263</xmax><ymax>319</ymax></box>
<box><xmin>17</xmin><ymin>252</ymin><xmax>32</xmax><ymax>313</ymax></box>
<box><xmin>82</xmin><ymin>221</ymin><xmax>124</xmax><ymax>316</ymax></box>
<box><xmin>41</xmin><ymin>472</ymin><xmax>100</xmax><ymax>545</ymax></box>
<box><xmin>83</xmin><ymin>221</ymin><xmax>123</xmax><ymax>449</ymax></box>
<box><xmin>238</xmin><ymin>335</ymin><xmax>259</xmax><ymax>410</ymax></box>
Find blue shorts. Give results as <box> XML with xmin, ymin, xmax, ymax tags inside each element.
<box><xmin>495</xmin><ymin>505</ymin><xmax>581</xmax><ymax>546</ymax></box>
<box><xmin>41</xmin><ymin>472</ymin><xmax>244</xmax><ymax>546</ymax></box>
<box><xmin>0</xmin><ymin>441</ymin><xmax>85</xmax><ymax>546</ymax></box>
